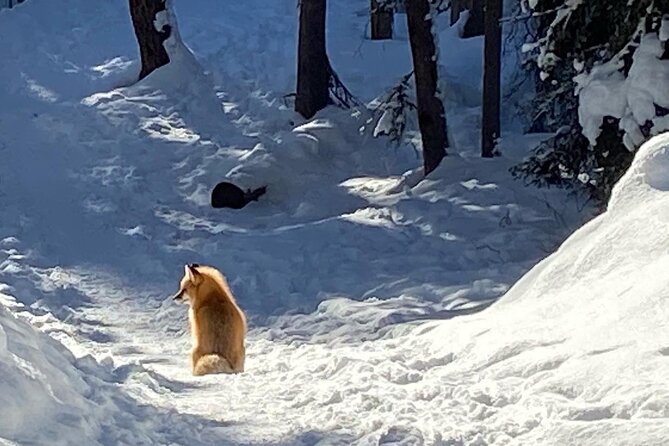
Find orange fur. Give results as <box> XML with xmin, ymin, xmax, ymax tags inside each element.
<box><xmin>173</xmin><ymin>264</ymin><xmax>247</xmax><ymax>376</ymax></box>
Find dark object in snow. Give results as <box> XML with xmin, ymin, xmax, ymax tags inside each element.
<box><xmin>211</xmin><ymin>182</ymin><xmax>267</xmax><ymax>209</ymax></box>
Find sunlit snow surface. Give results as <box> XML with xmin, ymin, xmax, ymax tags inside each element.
<box><xmin>2</xmin><ymin>1</ymin><xmax>664</xmax><ymax>445</ymax></box>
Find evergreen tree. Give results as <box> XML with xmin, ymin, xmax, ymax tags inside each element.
<box><xmin>513</xmin><ymin>0</ymin><xmax>669</xmax><ymax>205</ymax></box>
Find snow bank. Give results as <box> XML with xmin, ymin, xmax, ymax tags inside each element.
<box><xmin>0</xmin><ymin>274</ymin><xmax>151</xmax><ymax>444</ymax></box>
<box><xmin>0</xmin><ymin>290</ymin><xmax>100</xmax><ymax>444</ymax></box>
<box><xmin>0</xmin><ymin>0</ymin><xmax>138</xmax><ymax>99</ymax></box>
<box><xmin>412</xmin><ymin>133</ymin><xmax>669</xmax><ymax>443</ymax></box>
<box><xmin>154</xmin><ymin>0</ymin><xmax>203</xmax><ymax>82</ymax></box>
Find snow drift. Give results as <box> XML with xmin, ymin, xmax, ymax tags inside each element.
<box><xmin>410</xmin><ymin>132</ymin><xmax>669</xmax><ymax>444</ymax></box>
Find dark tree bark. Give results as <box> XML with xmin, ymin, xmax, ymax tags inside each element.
<box><xmin>466</xmin><ymin>0</ymin><xmax>485</xmax><ymax>37</ymax></box>
<box><xmin>406</xmin><ymin>0</ymin><xmax>448</xmax><ymax>175</ymax></box>
<box><xmin>481</xmin><ymin>0</ymin><xmax>502</xmax><ymax>157</ymax></box>
<box><xmin>129</xmin><ymin>0</ymin><xmax>171</xmax><ymax>80</ymax></box>
<box><xmin>451</xmin><ymin>0</ymin><xmax>484</xmax><ymax>37</ymax></box>
<box><xmin>371</xmin><ymin>0</ymin><xmax>393</xmax><ymax>40</ymax></box>
<box><xmin>450</xmin><ymin>0</ymin><xmax>466</xmax><ymax>24</ymax></box>
<box><xmin>295</xmin><ymin>0</ymin><xmax>330</xmax><ymax>119</ymax></box>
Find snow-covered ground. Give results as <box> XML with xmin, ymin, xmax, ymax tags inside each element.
<box><xmin>1</xmin><ymin>0</ymin><xmax>666</xmax><ymax>445</ymax></box>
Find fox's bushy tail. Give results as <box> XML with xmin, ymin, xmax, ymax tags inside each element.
<box><xmin>193</xmin><ymin>354</ymin><xmax>236</xmax><ymax>376</ymax></box>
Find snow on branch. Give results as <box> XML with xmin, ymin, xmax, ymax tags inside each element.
<box><xmin>369</xmin><ymin>71</ymin><xmax>416</xmax><ymax>145</ymax></box>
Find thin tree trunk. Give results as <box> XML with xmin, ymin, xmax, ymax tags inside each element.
<box><xmin>406</xmin><ymin>0</ymin><xmax>448</xmax><ymax>175</ymax></box>
<box><xmin>466</xmin><ymin>0</ymin><xmax>485</xmax><ymax>37</ymax></box>
<box><xmin>451</xmin><ymin>0</ymin><xmax>484</xmax><ymax>37</ymax></box>
<box><xmin>295</xmin><ymin>0</ymin><xmax>330</xmax><ymax>119</ymax></box>
<box><xmin>450</xmin><ymin>0</ymin><xmax>467</xmax><ymax>25</ymax></box>
<box><xmin>481</xmin><ymin>0</ymin><xmax>502</xmax><ymax>158</ymax></box>
<box><xmin>371</xmin><ymin>0</ymin><xmax>393</xmax><ymax>40</ymax></box>
<box><xmin>129</xmin><ymin>0</ymin><xmax>171</xmax><ymax>80</ymax></box>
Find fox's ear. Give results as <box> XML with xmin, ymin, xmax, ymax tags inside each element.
<box><xmin>185</xmin><ymin>264</ymin><xmax>201</xmax><ymax>282</ymax></box>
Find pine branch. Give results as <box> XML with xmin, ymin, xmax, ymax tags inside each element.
<box><xmin>327</xmin><ymin>61</ymin><xmax>364</xmax><ymax>109</ymax></box>
<box><xmin>370</xmin><ymin>71</ymin><xmax>416</xmax><ymax>146</ymax></box>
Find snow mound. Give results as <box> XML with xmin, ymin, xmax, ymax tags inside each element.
<box><xmin>0</xmin><ymin>296</ymin><xmax>99</xmax><ymax>443</ymax></box>
<box><xmin>413</xmin><ymin>133</ymin><xmax>669</xmax><ymax>444</ymax></box>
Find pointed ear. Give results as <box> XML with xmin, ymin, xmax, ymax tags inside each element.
<box><xmin>185</xmin><ymin>264</ymin><xmax>200</xmax><ymax>282</ymax></box>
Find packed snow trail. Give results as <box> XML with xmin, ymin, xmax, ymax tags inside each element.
<box><xmin>4</xmin><ymin>0</ymin><xmax>668</xmax><ymax>445</ymax></box>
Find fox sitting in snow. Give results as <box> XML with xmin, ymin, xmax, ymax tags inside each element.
<box><xmin>172</xmin><ymin>264</ymin><xmax>247</xmax><ymax>376</ymax></box>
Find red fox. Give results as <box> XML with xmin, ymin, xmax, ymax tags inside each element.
<box><xmin>172</xmin><ymin>264</ymin><xmax>247</xmax><ymax>375</ymax></box>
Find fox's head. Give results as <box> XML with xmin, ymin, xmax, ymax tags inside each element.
<box><xmin>172</xmin><ymin>263</ymin><xmax>203</xmax><ymax>304</ymax></box>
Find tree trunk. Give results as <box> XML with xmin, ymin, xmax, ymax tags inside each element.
<box><xmin>129</xmin><ymin>0</ymin><xmax>171</xmax><ymax>80</ymax></box>
<box><xmin>451</xmin><ymin>0</ymin><xmax>484</xmax><ymax>37</ymax></box>
<box><xmin>406</xmin><ymin>0</ymin><xmax>448</xmax><ymax>175</ymax></box>
<box><xmin>295</xmin><ymin>0</ymin><xmax>330</xmax><ymax>119</ymax></box>
<box><xmin>465</xmin><ymin>0</ymin><xmax>485</xmax><ymax>37</ymax></box>
<box><xmin>481</xmin><ymin>0</ymin><xmax>502</xmax><ymax>158</ymax></box>
<box><xmin>371</xmin><ymin>0</ymin><xmax>393</xmax><ymax>40</ymax></box>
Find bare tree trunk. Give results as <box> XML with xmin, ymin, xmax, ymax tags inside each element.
<box><xmin>451</xmin><ymin>0</ymin><xmax>484</xmax><ymax>37</ymax></box>
<box><xmin>129</xmin><ymin>0</ymin><xmax>171</xmax><ymax>80</ymax></box>
<box><xmin>371</xmin><ymin>0</ymin><xmax>393</xmax><ymax>40</ymax></box>
<box><xmin>450</xmin><ymin>0</ymin><xmax>466</xmax><ymax>24</ymax></box>
<box><xmin>406</xmin><ymin>0</ymin><xmax>448</xmax><ymax>176</ymax></box>
<box><xmin>295</xmin><ymin>0</ymin><xmax>330</xmax><ymax>119</ymax></box>
<box><xmin>481</xmin><ymin>0</ymin><xmax>502</xmax><ymax>157</ymax></box>
<box><xmin>465</xmin><ymin>0</ymin><xmax>485</xmax><ymax>37</ymax></box>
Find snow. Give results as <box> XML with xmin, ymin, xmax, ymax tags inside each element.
<box><xmin>526</xmin><ymin>1</ymin><xmax>669</xmax><ymax>150</ymax></box>
<box><xmin>153</xmin><ymin>11</ymin><xmax>169</xmax><ymax>34</ymax></box>
<box><xmin>576</xmin><ymin>65</ymin><xmax>627</xmax><ymax>144</ymax></box>
<box><xmin>0</xmin><ymin>0</ymin><xmax>666</xmax><ymax>445</ymax></box>
<box><xmin>576</xmin><ymin>33</ymin><xmax>669</xmax><ymax>149</ymax></box>
<box><xmin>661</xmin><ymin>16</ymin><xmax>669</xmax><ymax>42</ymax></box>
